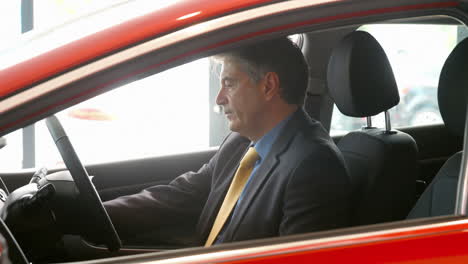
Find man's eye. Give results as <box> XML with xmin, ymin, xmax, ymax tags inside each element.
<box><xmin>223</xmin><ymin>80</ymin><xmax>235</xmax><ymax>88</ymax></box>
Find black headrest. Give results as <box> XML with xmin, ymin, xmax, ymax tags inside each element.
<box><xmin>438</xmin><ymin>37</ymin><xmax>468</xmax><ymax>137</ymax></box>
<box><xmin>327</xmin><ymin>31</ymin><xmax>399</xmax><ymax>117</ymax></box>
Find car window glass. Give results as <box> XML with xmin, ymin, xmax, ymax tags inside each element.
<box><xmin>0</xmin><ymin>58</ymin><xmax>231</xmax><ymax>170</ymax></box>
<box><xmin>0</xmin><ymin>2</ymin><xmax>21</xmax><ymax>46</ymax></box>
<box><xmin>0</xmin><ymin>33</ymin><xmax>303</xmax><ymax>171</ymax></box>
<box><xmin>330</xmin><ymin>23</ymin><xmax>468</xmax><ymax>135</ymax></box>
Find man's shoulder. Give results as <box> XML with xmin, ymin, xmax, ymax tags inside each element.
<box><xmin>282</xmin><ymin>115</ymin><xmax>348</xmax><ymax>182</ymax></box>
<box><xmin>287</xmin><ymin>109</ymin><xmax>332</xmax><ymax>145</ymax></box>
<box><xmin>282</xmin><ymin>110</ymin><xmax>344</xmax><ymax>164</ymax></box>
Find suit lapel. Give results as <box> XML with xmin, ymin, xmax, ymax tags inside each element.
<box><xmin>223</xmin><ymin>109</ymin><xmax>307</xmax><ymax>240</ymax></box>
<box><xmin>198</xmin><ymin>135</ymin><xmax>250</xmax><ymax>239</ymax></box>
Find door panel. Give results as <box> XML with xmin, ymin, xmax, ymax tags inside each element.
<box><xmin>0</xmin><ymin>149</ymin><xmax>217</xmax><ymax>202</ymax></box>
<box><xmin>91</xmin><ymin>149</ymin><xmax>217</xmax><ymax>201</ymax></box>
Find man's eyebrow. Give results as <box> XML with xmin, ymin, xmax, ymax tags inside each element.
<box><xmin>221</xmin><ymin>77</ymin><xmax>236</xmax><ymax>82</ymax></box>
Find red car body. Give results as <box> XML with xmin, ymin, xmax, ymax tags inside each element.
<box><xmin>0</xmin><ymin>0</ymin><xmax>467</xmax><ymax>263</ymax></box>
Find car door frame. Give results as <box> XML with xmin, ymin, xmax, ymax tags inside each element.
<box><xmin>1</xmin><ymin>0</ymin><xmax>468</xmax><ymax>262</ymax></box>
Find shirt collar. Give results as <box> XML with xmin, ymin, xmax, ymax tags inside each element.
<box><xmin>253</xmin><ymin>111</ymin><xmax>295</xmax><ymax>161</ymax></box>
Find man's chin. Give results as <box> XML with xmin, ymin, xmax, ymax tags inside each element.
<box><xmin>228</xmin><ymin>122</ymin><xmax>240</xmax><ymax>133</ymax></box>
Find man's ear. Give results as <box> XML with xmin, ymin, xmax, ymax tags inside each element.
<box><xmin>262</xmin><ymin>72</ymin><xmax>280</xmax><ymax>101</ymax></box>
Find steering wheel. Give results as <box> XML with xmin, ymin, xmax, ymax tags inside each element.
<box><xmin>45</xmin><ymin>115</ymin><xmax>121</xmax><ymax>251</ymax></box>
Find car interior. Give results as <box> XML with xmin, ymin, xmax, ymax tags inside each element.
<box><xmin>0</xmin><ymin>7</ymin><xmax>467</xmax><ymax>264</ymax></box>
<box><xmin>327</xmin><ymin>30</ymin><xmax>419</xmax><ymax>226</ymax></box>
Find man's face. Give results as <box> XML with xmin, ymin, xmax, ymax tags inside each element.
<box><xmin>216</xmin><ymin>58</ymin><xmax>266</xmax><ymax>138</ymax></box>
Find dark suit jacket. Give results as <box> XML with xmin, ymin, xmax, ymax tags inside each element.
<box><xmin>104</xmin><ymin>109</ymin><xmax>351</xmax><ymax>246</ymax></box>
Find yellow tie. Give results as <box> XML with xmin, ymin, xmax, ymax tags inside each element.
<box><xmin>205</xmin><ymin>147</ymin><xmax>259</xmax><ymax>247</ymax></box>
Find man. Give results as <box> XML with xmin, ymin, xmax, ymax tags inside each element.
<box><xmin>104</xmin><ymin>37</ymin><xmax>351</xmax><ymax>246</ymax></box>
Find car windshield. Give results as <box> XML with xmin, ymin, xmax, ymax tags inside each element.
<box><xmin>0</xmin><ymin>0</ymin><xmax>173</xmax><ymax>70</ymax></box>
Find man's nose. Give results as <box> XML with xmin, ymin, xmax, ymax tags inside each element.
<box><xmin>216</xmin><ymin>87</ymin><xmax>227</xmax><ymax>105</ymax></box>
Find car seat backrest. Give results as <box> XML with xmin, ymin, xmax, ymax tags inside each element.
<box><xmin>328</xmin><ymin>31</ymin><xmax>418</xmax><ymax>225</ymax></box>
<box><xmin>408</xmin><ymin>37</ymin><xmax>468</xmax><ymax>219</ymax></box>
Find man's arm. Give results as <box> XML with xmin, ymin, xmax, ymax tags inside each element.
<box><xmin>103</xmin><ymin>152</ymin><xmax>218</xmax><ymax>242</ymax></box>
<box><xmin>279</xmin><ymin>145</ymin><xmax>351</xmax><ymax>235</ymax></box>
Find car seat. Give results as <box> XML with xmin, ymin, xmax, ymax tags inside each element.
<box><xmin>327</xmin><ymin>31</ymin><xmax>418</xmax><ymax>225</ymax></box>
<box><xmin>407</xmin><ymin>37</ymin><xmax>468</xmax><ymax>218</ymax></box>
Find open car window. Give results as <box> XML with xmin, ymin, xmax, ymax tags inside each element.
<box><xmin>0</xmin><ymin>35</ymin><xmax>303</xmax><ymax>171</ymax></box>
<box><xmin>0</xmin><ymin>58</ymin><xmax>224</xmax><ymax>170</ymax></box>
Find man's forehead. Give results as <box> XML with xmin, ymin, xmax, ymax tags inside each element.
<box><xmin>219</xmin><ymin>58</ymin><xmax>243</xmax><ymax>76</ymax></box>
